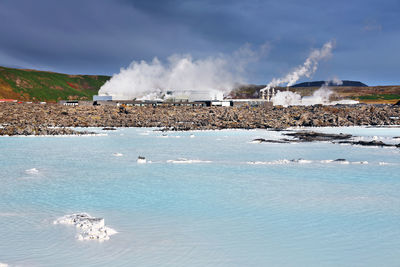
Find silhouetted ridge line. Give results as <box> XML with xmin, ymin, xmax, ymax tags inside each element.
<box><xmin>291</xmin><ymin>80</ymin><xmax>368</xmax><ymax>88</ymax></box>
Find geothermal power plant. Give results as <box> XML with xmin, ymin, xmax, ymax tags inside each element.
<box><xmin>60</xmin><ymin>41</ymin><xmax>358</xmax><ymax>108</ymax></box>
<box><xmin>79</xmin><ymin>90</ymin><xmax>274</xmax><ymax>108</ymax></box>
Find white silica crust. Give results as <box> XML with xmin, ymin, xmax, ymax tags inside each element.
<box><xmin>25</xmin><ymin>168</ymin><xmax>39</xmax><ymax>174</ymax></box>
<box><xmin>137</xmin><ymin>158</ymin><xmax>147</xmax><ymax>164</ymax></box>
<box><xmin>54</xmin><ymin>213</ymin><xmax>117</xmax><ymax>241</ymax></box>
<box><xmin>247</xmin><ymin>159</ymin><xmax>372</xmax><ymax>165</ymax></box>
<box><xmin>167</xmin><ymin>158</ymin><xmax>212</xmax><ymax>164</ymax></box>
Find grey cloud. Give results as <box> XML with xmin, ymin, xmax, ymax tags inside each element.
<box><xmin>0</xmin><ymin>0</ymin><xmax>398</xmax><ymax>84</ymax></box>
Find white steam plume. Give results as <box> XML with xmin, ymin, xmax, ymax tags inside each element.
<box><xmin>99</xmin><ymin>55</ymin><xmax>237</xmax><ymax>100</ymax></box>
<box><xmin>98</xmin><ymin>44</ymin><xmax>268</xmax><ymax>100</ymax></box>
<box><xmin>263</xmin><ymin>41</ymin><xmax>334</xmax><ymax>91</ymax></box>
<box><xmin>331</xmin><ymin>76</ymin><xmax>343</xmax><ymax>86</ymax></box>
<box><xmin>271</xmin><ymin>79</ymin><xmax>358</xmax><ymax>107</ymax></box>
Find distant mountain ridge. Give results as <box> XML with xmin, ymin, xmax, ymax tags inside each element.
<box><xmin>291</xmin><ymin>80</ymin><xmax>368</xmax><ymax>88</ymax></box>
<box><xmin>0</xmin><ymin>66</ymin><xmax>110</xmax><ymax>101</ymax></box>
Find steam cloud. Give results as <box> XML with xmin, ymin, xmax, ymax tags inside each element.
<box><xmin>263</xmin><ymin>40</ymin><xmax>357</xmax><ymax>106</ymax></box>
<box><xmin>263</xmin><ymin>41</ymin><xmax>334</xmax><ymax>90</ymax></box>
<box><xmin>98</xmin><ymin>43</ymin><xmax>270</xmax><ymax>100</ymax></box>
<box><xmin>271</xmin><ymin>80</ymin><xmax>359</xmax><ymax>107</ymax></box>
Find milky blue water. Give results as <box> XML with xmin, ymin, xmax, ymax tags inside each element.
<box><xmin>0</xmin><ymin>127</ymin><xmax>400</xmax><ymax>267</ymax></box>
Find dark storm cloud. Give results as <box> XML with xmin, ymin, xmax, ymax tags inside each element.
<box><xmin>0</xmin><ymin>0</ymin><xmax>399</xmax><ymax>84</ymax></box>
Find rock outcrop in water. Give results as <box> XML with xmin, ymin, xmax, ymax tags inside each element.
<box><xmin>253</xmin><ymin>130</ymin><xmax>400</xmax><ymax>148</ymax></box>
<box><xmin>54</xmin><ymin>213</ymin><xmax>117</xmax><ymax>241</ymax></box>
<box><xmin>0</xmin><ymin>103</ymin><xmax>399</xmax><ymax>135</ymax></box>
<box><xmin>336</xmin><ymin>140</ymin><xmax>400</xmax><ymax>148</ymax></box>
<box><xmin>283</xmin><ymin>131</ymin><xmax>353</xmax><ymax>142</ymax></box>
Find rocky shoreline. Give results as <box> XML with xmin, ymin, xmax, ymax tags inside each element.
<box><xmin>0</xmin><ymin>103</ymin><xmax>400</xmax><ymax>135</ymax></box>
<box><xmin>252</xmin><ymin>131</ymin><xmax>400</xmax><ymax>148</ymax></box>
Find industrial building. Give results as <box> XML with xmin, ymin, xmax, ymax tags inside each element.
<box><xmin>58</xmin><ymin>92</ymin><xmax>273</xmax><ymax>108</ymax></box>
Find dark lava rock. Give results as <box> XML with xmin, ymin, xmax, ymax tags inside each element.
<box><xmin>0</xmin><ymin>102</ymin><xmax>399</xmax><ymax>134</ymax></box>
<box><xmin>337</xmin><ymin>140</ymin><xmax>400</xmax><ymax>148</ymax></box>
<box><xmin>102</xmin><ymin>127</ymin><xmax>117</xmax><ymax>130</ymax></box>
<box><xmin>252</xmin><ymin>138</ymin><xmax>289</xmax><ymax>143</ymax></box>
<box><xmin>284</xmin><ymin>131</ymin><xmax>353</xmax><ymax>142</ymax></box>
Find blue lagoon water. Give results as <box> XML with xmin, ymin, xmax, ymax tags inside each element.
<box><xmin>0</xmin><ymin>127</ymin><xmax>399</xmax><ymax>266</ymax></box>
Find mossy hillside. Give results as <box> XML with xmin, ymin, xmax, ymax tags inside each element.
<box><xmin>356</xmin><ymin>94</ymin><xmax>400</xmax><ymax>100</ymax></box>
<box><xmin>0</xmin><ymin>66</ymin><xmax>110</xmax><ymax>101</ymax></box>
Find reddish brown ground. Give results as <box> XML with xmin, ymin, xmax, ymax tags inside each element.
<box><xmin>0</xmin><ymin>78</ymin><xmax>24</xmax><ymax>100</ymax></box>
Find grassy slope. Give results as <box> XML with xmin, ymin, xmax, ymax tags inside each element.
<box><xmin>0</xmin><ymin>66</ymin><xmax>110</xmax><ymax>102</ymax></box>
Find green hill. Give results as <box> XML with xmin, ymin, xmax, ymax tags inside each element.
<box><xmin>0</xmin><ymin>66</ymin><xmax>110</xmax><ymax>102</ymax></box>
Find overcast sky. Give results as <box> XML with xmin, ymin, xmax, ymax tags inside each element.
<box><xmin>0</xmin><ymin>0</ymin><xmax>399</xmax><ymax>85</ymax></box>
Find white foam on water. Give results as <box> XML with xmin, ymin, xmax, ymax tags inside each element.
<box><xmin>137</xmin><ymin>156</ymin><xmax>148</xmax><ymax>164</ymax></box>
<box><xmin>248</xmin><ymin>159</ymin><xmax>370</xmax><ymax>165</ymax></box>
<box><xmin>167</xmin><ymin>158</ymin><xmax>212</xmax><ymax>164</ymax></box>
<box><xmin>162</xmin><ymin>135</ymin><xmax>182</xmax><ymax>138</ymax></box>
<box><xmin>113</xmin><ymin>153</ymin><xmax>123</xmax><ymax>157</ymax></box>
<box><xmin>320</xmin><ymin>159</ymin><xmax>350</xmax><ymax>164</ymax></box>
<box><xmin>54</xmin><ymin>213</ymin><xmax>117</xmax><ymax>241</ymax></box>
<box><xmin>247</xmin><ymin>159</ymin><xmax>291</xmax><ymax>165</ymax></box>
<box><xmin>379</xmin><ymin>162</ymin><xmax>390</xmax><ymax>165</ymax></box>
<box><xmin>139</xmin><ymin>132</ymin><xmax>150</xmax><ymax>136</ymax></box>
<box><xmin>0</xmin><ymin>262</ymin><xmax>9</xmax><ymax>267</ymax></box>
<box><xmin>320</xmin><ymin>159</ymin><xmax>334</xmax><ymax>163</ymax></box>
<box><xmin>246</xmin><ymin>161</ymin><xmax>267</xmax><ymax>165</ymax></box>
<box><xmin>351</xmin><ymin>161</ymin><xmax>368</xmax><ymax>164</ymax></box>
<box><xmin>383</xmin><ymin>146</ymin><xmax>397</xmax><ymax>149</ymax></box>
<box><xmin>293</xmin><ymin>159</ymin><xmax>313</xmax><ymax>164</ymax></box>
<box><xmin>25</xmin><ymin>168</ymin><xmax>39</xmax><ymax>175</ymax></box>
<box><xmin>190</xmin><ymin>134</ymin><xmax>195</xmax><ymax>138</ymax></box>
